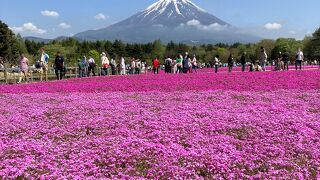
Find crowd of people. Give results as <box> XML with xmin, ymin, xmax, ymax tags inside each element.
<box><xmin>1</xmin><ymin>46</ymin><xmax>317</xmax><ymax>84</ymax></box>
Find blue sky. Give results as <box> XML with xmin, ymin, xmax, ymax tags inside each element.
<box><xmin>0</xmin><ymin>0</ymin><xmax>319</xmax><ymax>40</ymax></box>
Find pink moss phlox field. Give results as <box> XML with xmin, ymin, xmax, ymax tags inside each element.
<box><xmin>0</xmin><ymin>70</ymin><xmax>319</xmax><ymax>93</ymax></box>
<box><xmin>0</xmin><ymin>70</ymin><xmax>319</xmax><ymax>178</ymax></box>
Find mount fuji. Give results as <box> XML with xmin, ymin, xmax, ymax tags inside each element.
<box><xmin>74</xmin><ymin>0</ymin><xmax>259</xmax><ymax>44</ymax></box>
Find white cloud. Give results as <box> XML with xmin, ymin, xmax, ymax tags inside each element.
<box><xmin>153</xmin><ymin>24</ymin><xmax>164</xmax><ymax>28</ymax></box>
<box><xmin>288</xmin><ymin>30</ymin><xmax>296</xmax><ymax>35</ymax></box>
<box><xmin>58</xmin><ymin>23</ymin><xmax>71</xmax><ymax>29</ymax></box>
<box><xmin>10</xmin><ymin>22</ymin><xmax>46</xmax><ymax>34</ymax></box>
<box><xmin>264</xmin><ymin>23</ymin><xmax>282</xmax><ymax>30</ymax></box>
<box><xmin>186</xmin><ymin>19</ymin><xmax>201</xmax><ymax>26</ymax></box>
<box><xmin>186</xmin><ymin>19</ymin><xmax>228</xmax><ymax>31</ymax></box>
<box><xmin>41</xmin><ymin>10</ymin><xmax>59</xmax><ymax>17</ymax></box>
<box><xmin>94</xmin><ymin>13</ymin><xmax>107</xmax><ymax>20</ymax></box>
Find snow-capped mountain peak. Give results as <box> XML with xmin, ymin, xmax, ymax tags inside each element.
<box><xmin>143</xmin><ymin>0</ymin><xmax>206</xmax><ymax>18</ymax></box>
<box><xmin>74</xmin><ymin>0</ymin><xmax>260</xmax><ymax>44</ymax></box>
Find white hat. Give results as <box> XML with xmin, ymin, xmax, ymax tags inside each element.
<box><xmin>101</xmin><ymin>52</ymin><xmax>106</xmax><ymax>56</ymax></box>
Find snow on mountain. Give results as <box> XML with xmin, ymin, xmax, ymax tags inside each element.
<box><xmin>74</xmin><ymin>0</ymin><xmax>260</xmax><ymax>44</ymax></box>
<box><xmin>111</xmin><ymin>0</ymin><xmax>229</xmax><ymax>28</ymax></box>
<box><xmin>142</xmin><ymin>0</ymin><xmax>206</xmax><ymax>18</ymax></box>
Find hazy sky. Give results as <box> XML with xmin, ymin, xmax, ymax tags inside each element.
<box><xmin>0</xmin><ymin>0</ymin><xmax>319</xmax><ymax>39</ymax></box>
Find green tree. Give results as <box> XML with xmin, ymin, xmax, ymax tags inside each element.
<box><xmin>0</xmin><ymin>20</ymin><xmax>21</xmax><ymax>65</ymax></box>
<box><xmin>151</xmin><ymin>40</ymin><xmax>165</xmax><ymax>60</ymax></box>
<box><xmin>88</xmin><ymin>49</ymin><xmax>100</xmax><ymax>66</ymax></box>
<box><xmin>304</xmin><ymin>27</ymin><xmax>320</xmax><ymax>59</ymax></box>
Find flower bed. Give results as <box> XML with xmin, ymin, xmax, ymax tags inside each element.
<box><xmin>0</xmin><ymin>70</ymin><xmax>319</xmax><ymax>179</ymax></box>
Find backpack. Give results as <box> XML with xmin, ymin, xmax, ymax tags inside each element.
<box><xmin>44</xmin><ymin>54</ymin><xmax>49</xmax><ymax>64</ymax></box>
<box><xmin>35</xmin><ymin>61</ymin><xmax>42</xmax><ymax>69</ymax></box>
<box><xmin>136</xmin><ymin>61</ymin><xmax>142</xmax><ymax>68</ymax></box>
<box><xmin>165</xmin><ymin>59</ymin><xmax>172</xmax><ymax>66</ymax></box>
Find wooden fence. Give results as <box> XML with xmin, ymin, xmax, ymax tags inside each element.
<box><xmin>0</xmin><ymin>65</ymin><xmax>106</xmax><ymax>84</ymax></box>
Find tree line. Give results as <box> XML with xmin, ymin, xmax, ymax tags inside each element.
<box><xmin>1</xmin><ymin>20</ymin><xmax>320</xmax><ymax>67</ymax></box>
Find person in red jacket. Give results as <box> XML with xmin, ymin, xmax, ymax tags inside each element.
<box><xmin>153</xmin><ymin>58</ymin><xmax>160</xmax><ymax>74</ymax></box>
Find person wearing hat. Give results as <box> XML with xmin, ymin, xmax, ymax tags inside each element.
<box><xmin>87</xmin><ymin>56</ymin><xmax>96</xmax><ymax>76</ymax></box>
<box><xmin>101</xmin><ymin>52</ymin><xmax>109</xmax><ymax>76</ymax></box>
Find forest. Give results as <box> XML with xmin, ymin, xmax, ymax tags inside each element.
<box><xmin>1</xmin><ymin>20</ymin><xmax>320</xmax><ymax>67</ymax></box>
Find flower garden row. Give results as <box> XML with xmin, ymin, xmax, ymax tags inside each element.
<box><xmin>0</xmin><ymin>70</ymin><xmax>319</xmax><ymax>178</ymax></box>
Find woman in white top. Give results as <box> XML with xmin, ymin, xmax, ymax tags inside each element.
<box><xmin>101</xmin><ymin>52</ymin><xmax>109</xmax><ymax>76</ymax></box>
<box><xmin>120</xmin><ymin>57</ymin><xmax>126</xmax><ymax>75</ymax></box>
<box><xmin>192</xmin><ymin>55</ymin><xmax>197</xmax><ymax>73</ymax></box>
<box><xmin>214</xmin><ymin>55</ymin><xmax>219</xmax><ymax>73</ymax></box>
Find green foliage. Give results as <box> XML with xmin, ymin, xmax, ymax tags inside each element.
<box><xmin>151</xmin><ymin>40</ymin><xmax>165</xmax><ymax>61</ymax></box>
<box><xmin>0</xmin><ymin>20</ymin><xmax>22</xmax><ymax>65</ymax></box>
<box><xmin>88</xmin><ymin>49</ymin><xmax>100</xmax><ymax>66</ymax></box>
<box><xmin>271</xmin><ymin>38</ymin><xmax>303</xmax><ymax>60</ymax></box>
<box><xmin>2</xmin><ymin>20</ymin><xmax>318</xmax><ymax>67</ymax></box>
<box><xmin>304</xmin><ymin>28</ymin><xmax>320</xmax><ymax>59</ymax></box>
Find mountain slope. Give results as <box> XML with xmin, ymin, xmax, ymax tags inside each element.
<box><xmin>74</xmin><ymin>0</ymin><xmax>260</xmax><ymax>44</ymax></box>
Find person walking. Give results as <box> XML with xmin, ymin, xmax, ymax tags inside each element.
<box><xmin>87</xmin><ymin>56</ymin><xmax>96</xmax><ymax>76</ymax></box>
<box><xmin>259</xmin><ymin>46</ymin><xmax>268</xmax><ymax>71</ymax></box>
<box><xmin>228</xmin><ymin>54</ymin><xmax>234</xmax><ymax>73</ymax></box>
<box><xmin>101</xmin><ymin>52</ymin><xmax>109</xmax><ymax>76</ymax></box>
<box><xmin>18</xmin><ymin>54</ymin><xmax>29</xmax><ymax>84</ymax></box>
<box><xmin>54</xmin><ymin>51</ymin><xmax>64</xmax><ymax>80</ymax></box>
<box><xmin>214</xmin><ymin>55</ymin><xmax>220</xmax><ymax>73</ymax></box>
<box><xmin>153</xmin><ymin>58</ymin><xmax>160</xmax><ymax>74</ymax></box>
<box><xmin>282</xmin><ymin>50</ymin><xmax>290</xmax><ymax>71</ymax></box>
<box><xmin>120</xmin><ymin>57</ymin><xmax>126</xmax><ymax>75</ymax></box>
<box><xmin>39</xmin><ymin>48</ymin><xmax>49</xmax><ymax>81</ymax></box>
<box><xmin>240</xmin><ymin>52</ymin><xmax>246</xmax><ymax>72</ymax></box>
<box><xmin>176</xmin><ymin>54</ymin><xmax>183</xmax><ymax>74</ymax></box>
<box><xmin>295</xmin><ymin>48</ymin><xmax>304</xmax><ymax>70</ymax></box>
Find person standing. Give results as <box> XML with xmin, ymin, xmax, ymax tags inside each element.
<box><xmin>130</xmin><ymin>58</ymin><xmax>136</xmax><ymax>75</ymax></box>
<box><xmin>259</xmin><ymin>47</ymin><xmax>268</xmax><ymax>71</ymax></box>
<box><xmin>182</xmin><ymin>55</ymin><xmax>191</xmax><ymax>74</ymax></box>
<box><xmin>39</xmin><ymin>48</ymin><xmax>49</xmax><ymax>81</ymax></box>
<box><xmin>164</xmin><ymin>56</ymin><xmax>173</xmax><ymax>73</ymax></box>
<box><xmin>54</xmin><ymin>51</ymin><xmax>64</xmax><ymax>80</ymax></box>
<box><xmin>192</xmin><ymin>55</ymin><xmax>198</xmax><ymax>73</ymax></box>
<box><xmin>172</xmin><ymin>59</ymin><xmax>176</xmax><ymax>74</ymax></box>
<box><xmin>228</xmin><ymin>54</ymin><xmax>234</xmax><ymax>73</ymax></box>
<box><xmin>101</xmin><ymin>52</ymin><xmax>109</xmax><ymax>76</ymax></box>
<box><xmin>87</xmin><ymin>56</ymin><xmax>96</xmax><ymax>76</ymax></box>
<box><xmin>176</xmin><ymin>54</ymin><xmax>183</xmax><ymax>74</ymax></box>
<box><xmin>240</xmin><ymin>52</ymin><xmax>246</xmax><ymax>72</ymax></box>
<box><xmin>81</xmin><ymin>56</ymin><xmax>88</xmax><ymax>77</ymax></box>
<box><xmin>110</xmin><ymin>58</ymin><xmax>117</xmax><ymax>75</ymax></box>
<box><xmin>18</xmin><ymin>54</ymin><xmax>29</xmax><ymax>84</ymax></box>
<box><xmin>282</xmin><ymin>50</ymin><xmax>290</xmax><ymax>71</ymax></box>
<box><xmin>295</xmin><ymin>48</ymin><xmax>304</xmax><ymax>70</ymax></box>
<box><xmin>120</xmin><ymin>57</ymin><xmax>126</xmax><ymax>75</ymax></box>
<box><xmin>214</xmin><ymin>55</ymin><xmax>220</xmax><ymax>73</ymax></box>
<box><xmin>135</xmin><ymin>58</ymin><xmax>142</xmax><ymax>74</ymax></box>
<box><xmin>276</xmin><ymin>52</ymin><xmax>283</xmax><ymax>71</ymax></box>
<box><xmin>153</xmin><ymin>58</ymin><xmax>160</xmax><ymax>74</ymax></box>
<box><xmin>77</xmin><ymin>59</ymin><xmax>85</xmax><ymax>78</ymax></box>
